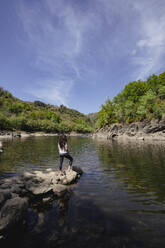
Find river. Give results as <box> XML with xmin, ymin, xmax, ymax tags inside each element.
<box><xmin>1</xmin><ymin>136</ymin><xmax>165</xmax><ymax>248</ymax></box>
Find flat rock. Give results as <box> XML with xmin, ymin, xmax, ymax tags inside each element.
<box><xmin>28</xmin><ymin>185</ymin><xmax>53</xmax><ymax>196</ymax></box>
<box><xmin>0</xmin><ymin>166</ymin><xmax>83</xmax><ymax>234</ymax></box>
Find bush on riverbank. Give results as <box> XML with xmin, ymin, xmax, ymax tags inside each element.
<box><xmin>97</xmin><ymin>71</ymin><xmax>165</xmax><ymax>128</ymax></box>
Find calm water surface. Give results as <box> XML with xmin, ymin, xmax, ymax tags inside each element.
<box><xmin>1</xmin><ymin>136</ymin><xmax>165</xmax><ymax>248</ymax></box>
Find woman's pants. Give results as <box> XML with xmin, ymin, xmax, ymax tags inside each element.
<box><xmin>59</xmin><ymin>153</ymin><xmax>73</xmax><ymax>171</ymax></box>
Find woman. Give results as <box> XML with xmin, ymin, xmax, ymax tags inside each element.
<box><xmin>58</xmin><ymin>134</ymin><xmax>73</xmax><ymax>174</ymax></box>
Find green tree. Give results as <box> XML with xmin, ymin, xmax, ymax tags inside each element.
<box><xmin>158</xmin><ymin>86</ymin><xmax>165</xmax><ymax>99</ymax></box>
<box><xmin>97</xmin><ymin>99</ymin><xmax>114</xmax><ymax>128</ymax></box>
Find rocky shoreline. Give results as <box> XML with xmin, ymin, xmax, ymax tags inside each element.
<box><xmin>0</xmin><ymin>166</ymin><xmax>83</xmax><ymax>240</ymax></box>
<box><xmin>93</xmin><ymin>120</ymin><xmax>165</xmax><ymax>141</ymax></box>
<box><xmin>0</xmin><ymin>131</ymin><xmax>91</xmax><ymax>140</ymax></box>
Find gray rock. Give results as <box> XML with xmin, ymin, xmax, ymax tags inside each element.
<box><xmin>72</xmin><ymin>166</ymin><xmax>83</xmax><ymax>175</ymax></box>
<box><xmin>0</xmin><ymin>190</ymin><xmax>11</xmax><ymax>207</ymax></box>
<box><xmin>143</xmin><ymin>124</ymin><xmax>165</xmax><ymax>133</ymax></box>
<box><xmin>0</xmin><ymin>167</ymin><xmax>83</xmax><ymax>234</ymax></box>
<box><xmin>93</xmin><ymin>120</ymin><xmax>165</xmax><ymax>139</ymax></box>
<box><xmin>42</xmin><ymin>197</ymin><xmax>52</xmax><ymax>203</ymax></box>
<box><xmin>28</xmin><ymin>185</ymin><xmax>53</xmax><ymax>196</ymax></box>
<box><xmin>52</xmin><ymin>184</ymin><xmax>68</xmax><ymax>196</ymax></box>
<box><xmin>107</xmin><ymin>133</ymin><xmax>118</xmax><ymax>139</ymax></box>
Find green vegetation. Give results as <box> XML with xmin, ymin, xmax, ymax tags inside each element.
<box><xmin>0</xmin><ymin>87</ymin><xmax>93</xmax><ymax>133</ymax></box>
<box><xmin>97</xmin><ymin>72</ymin><xmax>165</xmax><ymax>128</ymax></box>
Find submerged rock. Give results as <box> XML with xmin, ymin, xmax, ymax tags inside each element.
<box><xmin>0</xmin><ymin>166</ymin><xmax>83</xmax><ymax>236</ymax></box>
<box><xmin>0</xmin><ymin>197</ymin><xmax>28</xmax><ymax>233</ymax></box>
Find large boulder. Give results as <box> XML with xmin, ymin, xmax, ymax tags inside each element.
<box><xmin>0</xmin><ymin>167</ymin><xmax>83</xmax><ymax>235</ymax></box>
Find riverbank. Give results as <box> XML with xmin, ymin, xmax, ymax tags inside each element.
<box><xmin>93</xmin><ymin>120</ymin><xmax>165</xmax><ymax>141</ymax></box>
<box><xmin>0</xmin><ymin>131</ymin><xmax>92</xmax><ymax>140</ymax></box>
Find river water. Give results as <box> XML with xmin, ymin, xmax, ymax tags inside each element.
<box><xmin>1</xmin><ymin>136</ymin><xmax>165</xmax><ymax>248</ymax></box>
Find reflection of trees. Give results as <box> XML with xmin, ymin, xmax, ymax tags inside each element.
<box><xmin>0</xmin><ymin>137</ymin><xmax>59</xmax><ymax>174</ymax></box>
<box><xmin>0</xmin><ymin>136</ymin><xmax>92</xmax><ymax>176</ymax></box>
<box><xmin>97</xmin><ymin>140</ymin><xmax>165</xmax><ymax>203</ymax></box>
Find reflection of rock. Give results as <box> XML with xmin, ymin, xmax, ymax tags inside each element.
<box><xmin>0</xmin><ymin>197</ymin><xmax>28</xmax><ymax>232</ymax></box>
<box><xmin>0</xmin><ymin>141</ymin><xmax>3</xmax><ymax>153</ymax></box>
<box><xmin>0</xmin><ymin>166</ymin><xmax>82</xmax><ymax>236</ymax></box>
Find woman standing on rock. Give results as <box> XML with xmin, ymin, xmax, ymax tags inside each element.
<box><xmin>58</xmin><ymin>134</ymin><xmax>73</xmax><ymax>174</ymax></box>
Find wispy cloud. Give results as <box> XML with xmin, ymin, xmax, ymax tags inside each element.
<box><xmin>131</xmin><ymin>0</ymin><xmax>165</xmax><ymax>80</ymax></box>
<box><xmin>27</xmin><ymin>79</ymin><xmax>73</xmax><ymax>106</ymax></box>
<box><xmin>18</xmin><ymin>0</ymin><xmax>88</xmax><ymax>105</ymax></box>
<box><xmin>17</xmin><ymin>0</ymin><xmax>165</xmax><ymax>108</ymax></box>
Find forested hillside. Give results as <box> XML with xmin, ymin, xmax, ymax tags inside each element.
<box><xmin>0</xmin><ymin>88</ymin><xmax>93</xmax><ymax>133</ymax></box>
<box><xmin>97</xmin><ymin>72</ymin><xmax>165</xmax><ymax>128</ymax></box>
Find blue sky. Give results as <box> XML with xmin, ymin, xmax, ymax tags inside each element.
<box><xmin>0</xmin><ymin>0</ymin><xmax>165</xmax><ymax>114</ymax></box>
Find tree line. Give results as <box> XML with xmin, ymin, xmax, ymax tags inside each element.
<box><xmin>0</xmin><ymin>88</ymin><xmax>93</xmax><ymax>133</ymax></box>
<box><xmin>97</xmin><ymin>72</ymin><xmax>165</xmax><ymax>128</ymax></box>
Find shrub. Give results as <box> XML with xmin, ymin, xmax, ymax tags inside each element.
<box><xmin>58</xmin><ymin>122</ymin><xmax>72</xmax><ymax>133</ymax></box>
<box><xmin>45</xmin><ymin>111</ymin><xmax>61</xmax><ymax>123</ymax></box>
<box><xmin>9</xmin><ymin>116</ymin><xmax>27</xmax><ymax>130</ymax></box>
<box><xmin>158</xmin><ymin>86</ymin><xmax>165</xmax><ymax>99</ymax></box>
<box><xmin>73</xmin><ymin>122</ymin><xmax>93</xmax><ymax>133</ymax></box>
<box><xmin>0</xmin><ymin>113</ymin><xmax>10</xmax><ymax>130</ymax></box>
<box><xmin>8</xmin><ymin>102</ymin><xmax>24</xmax><ymax>114</ymax></box>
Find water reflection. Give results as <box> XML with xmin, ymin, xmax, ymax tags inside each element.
<box><xmin>7</xmin><ymin>193</ymin><xmax>155</xmax><ymax>248</ymax></box>
<box><xmin>1</xmin><ymin>137</ymin><xmax>165</xmax><ymax>247</ymax></box>
<box><xmin>97</xmin><ymin>139</ymin><xmax>165</xmax><ymax>205</ymax></box>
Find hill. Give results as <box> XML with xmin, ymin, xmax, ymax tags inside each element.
<box><xmin>0</xmin><ymin>88</ymin><xmax>93</xmax><ymax>133</ymax></box>
<box><xmin>97</xmin><ymin>71</ymin><xmax>165</xmax><ymax>128</ymax></box>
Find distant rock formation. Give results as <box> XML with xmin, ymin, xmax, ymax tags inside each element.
<box><xmin>93</xmin><ymin>120</ymin><xmax>165</xmax><ymax>141</ymax></box>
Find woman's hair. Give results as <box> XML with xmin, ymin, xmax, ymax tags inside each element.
<box><xmin>59</xmin><ymin>134</ymin><xmax>67</xmax><ymax>149</ymax></box>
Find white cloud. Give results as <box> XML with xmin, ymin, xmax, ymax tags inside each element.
<box><xmin>131</xmin><ymin>1</ymin><xmax>165</xmax><ymax>80</ymax></box>
<box><xmin>18</xmin><ymin>0</ymin><xmax>88</xmax><ymax>106</ymax></box>
<box><xmin>17</xmin><ymin>0</ymin><xmax>165</xmax><ymax>107</ymax></box>
<box><xmin>27</xmin><ymin>79</ymin><xmax>73</xmax><ymax>107</ymax></box>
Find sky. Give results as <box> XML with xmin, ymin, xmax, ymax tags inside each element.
<box><xmin>0</xmin><ymin>0</ymin><xmax>165</xmax><ymax>114</ymax></box>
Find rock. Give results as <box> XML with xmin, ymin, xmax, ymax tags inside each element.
<box><xmin>143</xmin><ymin>124</ymin><xmax>165</xmax><ymax>133</ymax></box>
<box><xmin>42</xmin><ymin>197</ymin><xmax>52</xmax><ymax>203</ymax></box>
<box><xmin>137</xmin><ymin>137</ymin><xmax>145</xmax><ymax>140</ymax></box>
<box><xmin>0</xmin><ymin>166</ymin><xmax>83</xmax><ymax>235</ymax></box>
<box><xmin>28</xmin><ymin>185</ymin><xmax>53</xmax><ymax>196</ymax></box>
<box><xmin>72</xmin><ymin>166</ymin><xmax>83</xmax><ymax>175</ymax></box>
<box><xmin>93</xmin><ymin>120</ymin><xmax>165</xmax><ymax>140</ymax></box>
<box><xmin>52</xmin><ymin>184</ymin><xmax>68</xmax><ymax>196</ymax></box>
<box><xmin>64</xmin><ymin>170</ymin><xmax>77</xmax><ymax>184</ymax></box>
<box><xmin>107</xmin><ymin>133</ymin><xmax>118</xmax><ymax>139</ymax></box>
<box><xmin>0</xmin><ymin>190</ymin><xmax>11</xmax><ymax>207</ymax></box>
<box><xmin>0</xmin><ymin>197</ymin><xmax>28</xmax><ymax>233</ymax></box>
